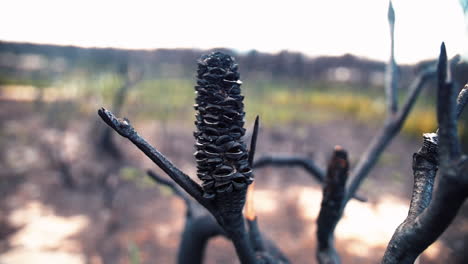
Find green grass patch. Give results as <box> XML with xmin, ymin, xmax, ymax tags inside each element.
<box><xmin>3</xmin><ymin>75</ymin><xmax>456</xmax><ymax>139</ymax></box>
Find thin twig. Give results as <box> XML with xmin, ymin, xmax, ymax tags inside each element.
<box><xmin>146</xmin><ymin>169</ymin><xmax>202</xmax><ymax>218</ymax></box>
<box><xmin>254</xmin><ymin>155</ymin><xmax>325</xmax><ymax>182</ymax></box>
<box><xmin>97</xmin><ymin>108</ymin><xmax>210</xmax><ymax>209</ymax></box>
<box><xmin>344</xmin><ymin>64</ymin><xmax>437</xmax><ymax>204</ymax></box>
<box><xmin>437</xmin><ymin>43</ymin><xmax>461</xmax><ymax>160</ymax></box>
<box><xmin>147</xmin><ymin>170</ymin><xmax>190</xmax><ymax>201</ymax></box>
<box><xmin>345</xmin><ymin>55</ymin><xmax>460</xmax><ymax>203</ymax></box>
<box><xmin>248</xmin><ymin>116</ymin><xmax>260</xmax><ymax>168</ymax></box>
<box><xmin>253</xmin><ymin>155</ymin><xmax>367</xmax><ymax>202</ymax></box>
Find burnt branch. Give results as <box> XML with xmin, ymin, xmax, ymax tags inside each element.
<box><xmin>177</xmin><ymin>214</ymin><xmax>225</xmax><ymax>264</ymax></box>
<box><xmin>248</xmin><ymin>116</ymin><xmax>260</xmax><ymax>168</ymax></box>
<box><xmin>147</xmin><ymin>169</ymin><xmax>226</xmax><ymax>264</ymax></box>
<box><xmin>253</xmin><ymin>156</ymin><xmax>366</xmax><ymax>202</ymax></box>
<box><xmin>147</xmin><ymin>170</ymin><xmax>227</xmax><ymax>264</ymax></box>
<box><xmin>406</xmin><ymin>134</ymin><xmax>438</xmax><ymax>221</ymax></box>
<box><xmin>247</xmin><ymin>218</ymin><xmax>265</xmax><ymax>253</ymax></box>
<box><xmin>245</xmin><ymin>183</ymin><xmax>265</xmax><ymax>253</ymax></box>
<box><xmin>437</xmin><ymin>44</ymin><xmax>461</xmax><ymax>161</ymax></box>
<box><xmin>382</xmin><ymin>43</ymin><xmax>468</xmax><ymax>264</ymax></box>
<box><xmin>146</xmin><ymin>170</ymin><xmax>204</xmax><ymax>219</ymax></box>
<box><xmin>345</xmin><ymin>55</ymin><xmax>461</xmax><ymax>204</ymax></box>
<box><xmin>254</xmin><ymin>155</ymin><xmax>325</xmax><ymax>182</ymax></box>
<box><xmin>344</xmin><ymin>64</ymin><xmax>437</xmax><ymax>204</ymax></box>
<box><xmin>246</xmin><ymin>218</ymin><xmax>290</xmax><ymax>264</ymax></box>
<box><xmin>97</xmin><ymin>108</ymin><xmax>209</xmax><ymax>209</ymax></box>
<box><xmin>245</xmin><ymin>181</ymin><xmax>290</xmax><ymax>263</ymax></box>
<box><xmin>316</xmin><ymin>6</ymin><xmax>460</xmax><ymax>263</ymax></box>
<box><xmin>316</xmin><ymin>146</ymin><xmax>349</xmax><ymax>264</ymax></box>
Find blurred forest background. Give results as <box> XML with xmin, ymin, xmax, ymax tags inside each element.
<box><xmin>1</xmin><ymin>40</ymin><xmax>468</xmax><ymax>264</ymax></box>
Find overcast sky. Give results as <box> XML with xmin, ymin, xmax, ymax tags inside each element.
<box><xmin>1</xmin><ymin>0</ymin><xmax>466</xmax><ymax>63</ymax></box>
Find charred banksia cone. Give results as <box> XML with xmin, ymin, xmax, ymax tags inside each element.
<box><xmin>194</xmin><ymin>52</ymin><xmax>253</xmax><ymax>216</ymax></box>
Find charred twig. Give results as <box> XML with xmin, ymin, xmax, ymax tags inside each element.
<box><xmin>342</xmin><ymin>16</ymin><xmax>462</xmax><ymax>205</ymax></box>
<box><xmin>316</xmin><ymin>146</ymin><xmax>349</xmax><ymax>264</ymax></box>
<box><xmin>254</xmin><ymin>156</ymin><xmax>325</xmax><ymax>182</ymax></box>
<box><xmin>147</xmin><ymin>170</ymin><xmax>190</xmax><ymax>202</ymax></box>
<box><xmin>253</xmin><ymin>156</ymin><xmax>366</xmax><ymax>202</ymax></box>
<box><xmin>382</xmin><ymin>43</ymin><xmax>468</xmax><ymax>264</ymax></box>
<box><xmin>248</xmin><ymin>116</ymin><xmax>260</xmax><ymax>168</ymax></box>
<box><xmin>98</xmin><ymin>108</ymin><xmax>209</xmax><ymax>208</ymax></box>
<box><xmin>147</xmin><ymin>170</ymin><xmax>202</xmax><ymax>218</ymax></box>
<box><xmin>344</xmin><ymin>62</ymin><xmax>437</xmax><ymax>204</ymax></box>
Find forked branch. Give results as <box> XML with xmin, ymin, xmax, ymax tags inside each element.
<box><xmin>146</xmin><ymin>170</ymin><xmax>225</xmax><ymax>264</ymax></box>
<box><xmin>382</xmin><ymin>43</ymin><xmax>468</xmax><ymax>264</ymax></box>
<box><xmin>253</xmin><ymin>156</ymin><xmax>366</xmax><ymax>202</ymax></box>
<box><xmin>147</xmin><ymin>170</ymin><xmax>202</xmax><ymax>218</ymax></box>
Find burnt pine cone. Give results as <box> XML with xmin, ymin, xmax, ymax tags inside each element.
<box><xmin>194</xmin><ymin>52</ymin><xmax>253</xmax><ymax>203</ymax></box>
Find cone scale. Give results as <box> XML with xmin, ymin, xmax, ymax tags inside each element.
<box><xmin>193</xmin><ymin>52</ymin><xmax>253</xmax><ymax>215</ymax></box>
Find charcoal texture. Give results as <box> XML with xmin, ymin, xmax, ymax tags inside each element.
<box><xmin>194</xmin><ymin>52</ymin><xmax>253</xmax><ymax>200</ymax></box>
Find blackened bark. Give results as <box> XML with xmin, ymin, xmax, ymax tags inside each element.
<box><xmin>147</xmin><ymin>170</ymin><xmax>225</xmax><ymax>264</ymax></box>
<box><xmin>382</xmin><ymin>43</ymin><xmax>468</xmax><ymax>264</ymax></box>
<box><xmin>316</xmin><ymin>147</ymin><xmax>349</xmax><ymax>264</ymax></box>
<box><xmin>98</xmin><ymin>108</ymin><xmax>208</xmax><ymax>208</ymax></box>
<box><xmin>406</xmin><ymin>134</ymin><xmax>438</xmax><ymax>221</ymax></box>
<box><xmin>177</xmin><ymin>214</ymin><xmax>224</xmax><ymax>264</ymax></box>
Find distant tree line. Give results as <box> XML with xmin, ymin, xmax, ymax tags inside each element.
<box><xmin>1</xmin><ymin>41</ymin><xmax>468</xmax><ymax>94</ymax></box>
<box><xmin>0</xmin><ymin>41</ymin><xmax>409</xmax><ymax>86</ymax></box>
